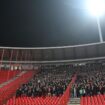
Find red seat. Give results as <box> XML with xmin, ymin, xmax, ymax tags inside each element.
<box><xmin>5</xmin><ymin>74</ymin><xmax>77</xmax><ymax>105</ymax></box>
<box><xmin>97</xmin><ymin>95</ymin><xmax>103</xmax><ymax>105</ymax></box>
<box><xmin>87</xmin><ymin>96</ymin><xmax>91</xmax><ymax>105</ymax></box>
<box><xmin>80</xmin><ymin>95</ymin><xmax>105</xmax><ymax>105</ymax></box>
<box><xmin>0</xmin><ymin>71</ymin><xmax>34</xmax><ymax>105</ymax></box>
<box><xmin>5</xmin><ymin>96</ymin><xmax>61</xmax><ymax>105</ymax></box>
<box><xmin>80</xmin><ymin>97</ymin><xmax>83</xmax><ymax>105</ymax></box>
<box><xmin>0</xmin><ymin>70</ymin><xmax>20</xmax><ymax>84</ymax></box>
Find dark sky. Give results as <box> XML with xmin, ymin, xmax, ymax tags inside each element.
<box><xmin>0</xmin><ymin>0</ymin><xmax>105</xmax><ymax>47</ymax></box>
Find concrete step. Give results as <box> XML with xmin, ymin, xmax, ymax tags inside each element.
<box><xmin>70</xmin><ymin>102</ymin><xmax>80</xmax><ymax>104</ymax></box>
<box><xmin>70</xmin><ymin>101</ymin><xmax>80</xmax><ymax>103</ymax></box>
<box><xmin>70</xmin><ymin>100</ymin><xmax>80</xmax><ymax>103</ymax></box>
<box><xmin>68</xmin><ymin>98</ymin><xmax>80</xmax><ymax>105</ymax></box>
<box><xmin>69</xmin><ymin>102</ymin><xmax>80</xmax><ymax>104</ymax></box>
<box><xmin>70</xmin><ymin>100</ymin><xmax>80</xmax><ymax>101</ymax></box>
<box><xmin>70</xmin><ymin>98</ymin><xmax>80</xmax><ymax>100</ymax></box>
<box><xmin>70</xmin><ymin>100</ymin><xmax>80</xmax><ymax>102</ymax></box>
<box><xmin>68</xmin><ymin>103</ymin><xmax>80</xmax><ymax>105</ymax></box>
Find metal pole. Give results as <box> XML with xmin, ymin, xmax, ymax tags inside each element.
<box><xmin>96</xmin><ymin>17</ymin><xmax>104</xmax><ymax>43</ymax></box>
<box><xmin>10</xmin><ymin>50</ymin><xmax>13</xmax><ymax>66</ymax></box>
<box><xmin>7</xmin><ymin>50</ymin><xmax>13</xmax><ymax>81</ymax></box>
<box><xmin>25</xmin><ymin>50</ymin><xmax>27</xmax><ymax>61</ymax></box>
<box><xmin>16</xmin><ymin>50</ymin><xmax>19</xmax><ymax>61</ymax></box>
<box><xmin>0</xmin><ymin>49</ymin><xmax>5</xmax><ymax>70</ymax></box>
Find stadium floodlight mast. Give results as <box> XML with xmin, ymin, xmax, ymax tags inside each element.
<box><xmin>86</xmin><ymin>0</ymin><xmax>105</xmax><ymax>43</ymax></box>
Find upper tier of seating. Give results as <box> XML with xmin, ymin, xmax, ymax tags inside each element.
<box><xmin>0</xmin><ymin>70</ymin><xmax>20</xmax><ymax>84</ymax></box>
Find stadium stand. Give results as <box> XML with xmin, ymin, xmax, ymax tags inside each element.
<box><xmin>69</xmin><ymin>63</ymin><xmax>105</xmax><ymax>105</ymax></box>
<box><xmin>4</xmin><ymin>75</ymin><xmax>77</xmax><ymax>105</ymax></box>
<box><xmin>0</xmin><ymin>70</ymin><xmax>20</xmax><ymax>84</ymax></box>
<box><xmin>0</xmin><ymin>42</ymin><xmax>105</xmax><ymax>105</ymax></box>
<box><xmin>0</xmin><ymin>70</ymin><xmax>34</xmax><ymax>105</ymax></box>
<box><xmin>72</xmin><ymin>63</ymin><xmax>105</xmax><ymax>97</ymax></box>
<box><xmin>0</xmin><ymin>63</ymin><xmax>104</xmax><ymax>105</ymax></box>
<box><xmin>15</xmin><ymin>67</ymin><xmax>73</xmax><ymax>97</ymax></box>
<box><xmin>80</xmin><ymin>95</ymin><xmax>105</xmax><ymax>105</ymax></box>
<box><xmin>4</xmin><ymin>66</ymin><xmax>77</xmax><ymax>105</ymax></box>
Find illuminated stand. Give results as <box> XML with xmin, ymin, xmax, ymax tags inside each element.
<box><xmin>86</xmin><ymin>0</ymin><xmax>105</xmax><ymax>43</ymax></box>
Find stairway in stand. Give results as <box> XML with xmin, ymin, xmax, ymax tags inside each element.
<box><xmin>68</xmin><ymin>98</ymin><xmax>80</xmax><ymax>105</ymax></box>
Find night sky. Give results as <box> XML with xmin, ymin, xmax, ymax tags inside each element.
<box><xmin>0</xmin><ymin>0</ymin><xmax>105</xmax><ymax>47</ymax></box>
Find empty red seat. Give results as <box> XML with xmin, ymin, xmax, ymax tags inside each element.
<box><xmin>0</xmin><ymin>70</ymin><xmax>20</xmax><ymax>84</ymax></box>
<box><xmin>80</xmin><ymin>97</ymin><xmax>83</xmax><ymax>105</ymax></box>
<box><xmin>0</xmin><ymin>71</ymin><xmax>34</xmax><ymax>105</ymax></box>
<box><xmin>81</xmin><ymin>95</ymin><xmax>105</xmax><ymax>105</ymax></box>
<box><xmin>87</xmin><ymin>96</ymin><xmax>91</xmax><ymax>105</ymax></box>
<box><xmin>5</xmin><ymin>96</ymin><xmax>61</xmax><ymax>105</ymax></box>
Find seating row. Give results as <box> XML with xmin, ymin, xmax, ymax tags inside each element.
<box><xmin>80</xmin><ymin>94</ymin><xmax>105</xmax><ymax>105</ymax></box>
<box><xmin>0</xmin><ymin>71</ymin><xmax>34</xmax><ymax>105</ymax></box>
<box><xmin>0</xmin><ymin>70</ymin><xmax>20</xmax><ymax>84</ymax></box>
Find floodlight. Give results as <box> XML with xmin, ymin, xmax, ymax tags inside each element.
<box><xmin>86</xmin><ymin>0</ymin><xmax>105</xmax><ymax>17</ymax></box>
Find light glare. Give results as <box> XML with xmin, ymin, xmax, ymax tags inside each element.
<box><xmin>87</xmin><ymin>0</ymin><xmax>105</xmax><ymax>17</ymax></box>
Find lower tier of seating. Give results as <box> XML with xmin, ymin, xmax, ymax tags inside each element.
<box><xmin>4</xmin><ymin>74</ymin><xmax>77</xmax><ymax>105</ymax></box>
<box><xmin>5</xmin><ymin>96</ymin><xmax>60</xmax><ymax>105</ymax></box>
<box><xmin>0</xmin><ymin>71</ymin><xmax>34</xmax><ymax>105</ymax></box>
<box><xmin>0</xmin><ymin>70</ymin><xmax>20</xmax><ymax>84</ymax></box>
<box><xmin>80</xmin><ymin>94</ymin><xmax>105</xmax><ymax>105</ymax></box>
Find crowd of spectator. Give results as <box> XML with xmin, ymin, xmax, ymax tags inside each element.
<box><xmin>16</xmin><ymin>65</ymin><xmax>73</xmax><ymax>97</ymax></box>
<box><xmin>16</xmin><ymin>63</ymin><xmax>105</xmax><ymax>98</ymax></box>
<box><xmin>72</xmin><ymin>63</ymin><xmax>105</xmax><ymax>97</ymax></box>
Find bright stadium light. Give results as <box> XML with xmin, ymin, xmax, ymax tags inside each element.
<box><xmin>65</xmin><ymin>0</ymin><xmax>105</xmax><ymax>42</ymax></box>
<box><xmin>86</xmin><ymin>0</ymin><xmax>105</xmax><ymax>42</ymax></box>
<box><xmin>87</xmin><ymin>0</ymin><xmax>105</xmax><ymax>17</ymax></box>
